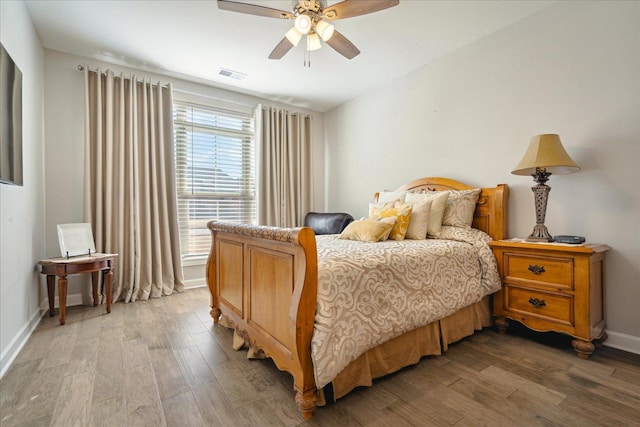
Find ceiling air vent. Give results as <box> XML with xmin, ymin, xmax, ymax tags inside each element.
<box><xmin>218</xmin><ymin>68</ymin><xmax>247</xmax><ymax>80</ymax></box>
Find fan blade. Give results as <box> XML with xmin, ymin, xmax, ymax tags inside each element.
<box><xmin>269</xmin><ymin>37</ymin><xmax>294</xmax><ymax>59</ymax></box>
<box><xmin>323</xmin><ymin>0</ymin><xmax>399</xmax><ymax>20</ymax></box>
<box><xmin>217</xmin><ymin>0</ymin><xmax>294</xmax><ymax>19</ymax></box>
<box><xmin>326</xmin><ymin>30</ymin><xmax>360</xmax><ymax>59</ymax></box>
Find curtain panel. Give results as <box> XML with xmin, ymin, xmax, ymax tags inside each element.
<box><xmin>256</xmin><ymin>105</ymin><xmax>312</xmax><ymax>227</ymax></box>
<box><xmin>83</xmin><ymin>67</ymin><xmax>184</xmax><ymax>303</ymax></box>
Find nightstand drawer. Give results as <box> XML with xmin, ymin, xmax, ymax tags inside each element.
<box><xmin>505</xmin><ymin>286</ymin><xmax>573</xmax><ymax>325</ymax></box>
<box><xmin>504</xmin><ymin>253</ymin><xmax>574</xmax><ymax>289</ymax></box>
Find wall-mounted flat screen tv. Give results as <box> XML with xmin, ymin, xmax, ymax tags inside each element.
<box><xmin>0</xmin><ymin>42</ymin><xmax>23</xmax><ymax>186</ymax></box>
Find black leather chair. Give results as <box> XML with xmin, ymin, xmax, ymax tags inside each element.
<box><xmin>304</xmin><ymin>212</ymin><xmax>354</xmax><ymax>235</ymax></box>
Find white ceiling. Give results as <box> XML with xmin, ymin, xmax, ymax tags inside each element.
<box><xmin>24</xmin><ymin>0</ymin><xmax>554</xmax><ymax>112</ymax></box>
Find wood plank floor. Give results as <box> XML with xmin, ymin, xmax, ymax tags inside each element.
<box><xmin>1</xmin><ymin>287</ymin><xmax>639</xmax><ymax>426</ymax></box>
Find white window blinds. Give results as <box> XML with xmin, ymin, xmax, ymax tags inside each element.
<box><xmin>173</xmin><ymin>100</ymin><xmax>256</xmax><ymax>260</ymax></box>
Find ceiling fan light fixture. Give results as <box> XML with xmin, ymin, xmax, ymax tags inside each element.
<box><xmin>294</xmin><ymin>14</ymin><xmax>312</xmax><ymax>34</ymax></box>
<box><xmin>216</xmin><ymin>0</ymin><xmax>400</xmax><ymax>62</ymax></box>
<box><xmin>285</xmin><ymin>26</ymin><xmax>302</xmax><ymax>46</ymax></box>
<box><xmin>306</xmin><ymin>32</ymin><xmax>322</xmax><ymax>51</ymax></box>
<box><xmin>315</xmin><ymin>19</ymin><xmax>334</xmax><ymax>41</ymax></box>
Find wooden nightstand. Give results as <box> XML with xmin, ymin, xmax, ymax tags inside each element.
<box><xmin>490</xmin><ymin>240</ymin><xmax>610</xmax><ymax>359</ymax></box>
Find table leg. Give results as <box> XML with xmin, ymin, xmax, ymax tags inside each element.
<box><xmin>47</xmin><ymin>275</ymin><xmax>55</xmax><ymax>317</ymax></box>
<box><xmin>572</xmin><ymin>338</ymin><xmax>595</xmax><ymax>359</ymax></box>
<box><xmin>58</xmin><ymin>275</ymin><xmax>67</xmax><ymax>325</ymax></box>
<box><xmin>105</xmin><ymin>268</ymin><xmax>113</xmax><ymax>314</ymax></box>
<box><xmin>495</xmin><ymin>316</ymin><xmax>509</xmax><ymax>334</ymax></box>
<box><xmin>91</xmin><ymin>271</ymin><xmax>99</xmax><ymax>307</ymax></box>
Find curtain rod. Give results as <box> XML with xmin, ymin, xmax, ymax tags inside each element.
<box><xmin>78</xmin><ymin>65</ymin><xmax>254</xmax><ymax>108</ymax></box>
<box><xmin>172</xmin><ymin>87</ymin><xmax>256</xmax><ymax>109</ymax></box>
<box><xmin>78</xmin><ymin>65</ymin><xmax>308</xmax><ymax>113</ymax></box>
<box><xmin>78</xmin><ymin>64</ymin><xmax>169</xmax><ymax>87</ymax></box>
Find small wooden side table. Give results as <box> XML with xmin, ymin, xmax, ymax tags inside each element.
<box><xmin>39</xmin><ymin>253</ymin><xmax>118</xmax><ymax>325</ymax></box>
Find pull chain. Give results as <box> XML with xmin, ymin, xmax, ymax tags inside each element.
<box><xmin>304</xmin><ymin>37</ymin><xmax>311</xmax><ymax>67</ymax></box>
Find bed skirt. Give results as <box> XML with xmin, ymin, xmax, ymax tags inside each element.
<box><xmin>320</xmin><ymin>295</ymin><xmax>492</xmax><ymax>403</ymax></box>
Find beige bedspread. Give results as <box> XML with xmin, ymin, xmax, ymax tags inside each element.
<box><xmin>311</xmin><ymin>226</ymin><xmax>501</xmax><ymax>388</ymax></box>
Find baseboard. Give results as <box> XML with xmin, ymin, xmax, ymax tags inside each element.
<box><xmin>184</xmin><ymin>277</ymin><xmax>206</xmax><ymax>289</ymax></box>
<box><xmin>0</xmin><ymin>305</ymin><xmax>45</xmax><ymax>379</ymax></box>
<box><xmin>603</xmin><ymin>330</ymin><xmax>640</xmax><ymax>355</ymax></box>
<box><xmin>42</xmin><ymin>293</ymin><xmax>84</xmax><ymax>309</ymax></box>
<box><xmin>0</xmin><ymin>292</ymin><xmax>84</xmax><ymax>379</ymax></box>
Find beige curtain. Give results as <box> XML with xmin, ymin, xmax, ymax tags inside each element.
<box><xmin>84</xmin><ymin>67</ymin><xmax>184</xmax><ymax>303</ymax></box>
<box><xmin>256</xmin><ymin>105</ymin><xmax>312</xmax><ymax>227</ymax></box>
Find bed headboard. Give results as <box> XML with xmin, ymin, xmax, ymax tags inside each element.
<box><xmin>393</xmin><ymin>177</ymin><xmax>508</xmax><ymax>241</ymax></box>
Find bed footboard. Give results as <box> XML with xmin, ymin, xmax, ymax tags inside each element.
<box><xmin>206</xmin><ymin>221</ymin><xmax>318</xmax><ymax>419</ymax></box>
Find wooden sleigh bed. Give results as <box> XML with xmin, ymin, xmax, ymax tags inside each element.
<box><xmin>206</xmin><ymin>177</ymin><xmax>508</xmax><ymax>419</ymax></box>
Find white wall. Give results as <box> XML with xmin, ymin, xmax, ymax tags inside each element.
<box><xmin>324</xmin><ymin>1</ymin><xmax>639</xmax><ymax>352</ymax></box>
<box><xmin>0</xmin><ymin>0</ymin><xmax>46</xmax><ymax>376</ymax></box>
<box><xmin>43</xmin><ymin>49</ymin><xmax>326</xmax><ymax>298</ymax></box>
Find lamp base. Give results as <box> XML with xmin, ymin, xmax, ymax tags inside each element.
<box><xmin>526</xmin><ymin>175</ymin><xmax>554</xmax><ymax>242</ymax></box>
<box><xmin>526</xmin><ymin>224</ymin><xmax>554</xmax><ymax>242</ymax></box>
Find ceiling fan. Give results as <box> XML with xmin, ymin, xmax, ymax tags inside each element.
<box><xmin>217</xmin><ymin>0</ymin><xmax>400</xmax><ymax>61</ymax></box>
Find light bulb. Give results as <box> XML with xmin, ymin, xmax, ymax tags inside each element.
<box><xmin>294</xmin><ymin>14</ymin><xmax>311</xmax><ymax>35</ymax></box>
<box><xmin>307</xmin><ymin>33</ymin><xmax>321</xmax><ymax>51</ymax></box>
<box><xmin>315</xmin><ymin>20</ymin><xmax>334</xmax><ymax>41</ymax></box>
<box><xmin>285</xmin><ymin>27</ymin><xmax>302</xmax><ymax>46</ymax></box>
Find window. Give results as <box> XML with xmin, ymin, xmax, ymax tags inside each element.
<box><xmin>173</xmin><ymin>100</ymin><xmax>255</xmax><ymax>260</ymax></box>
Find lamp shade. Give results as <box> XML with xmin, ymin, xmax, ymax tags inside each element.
<box><xmin>307</xmin><ymin>33</ymin><xmax>322</xmax><ymax>51</ymax></box>
<box><xmin>512</xmin><ymin>134</ymin><xmax>580</xmax><ymax>176</ymax></box>
<box><xmin>315</xmin><ymin>19</ymin><xmax>334</xmax><ymax>41</ymax></box>
<box><xmin>285</xmin><ymin>27</ymin><xmax>302</xmax><ymax>46</ymax></box>
<box><xmin>294</xmin><ymin>14</ymin><xmax>312</xmax><ymax>34</ymax></box>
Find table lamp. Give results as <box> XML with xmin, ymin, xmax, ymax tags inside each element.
<box><xmin>512</xmin><ymin>134</ymin><xmax>580</xmax><ymax>242</ymax></box>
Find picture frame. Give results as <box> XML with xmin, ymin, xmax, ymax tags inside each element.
<box><xmin>0</xmin><ymin>42</ymin><xmax>23</xmax><ymax>186</ymax></box>
<box><xmin>57</xmin><ymin>223</ymin><xmax>96</xmax><ymax>258</ymax></box>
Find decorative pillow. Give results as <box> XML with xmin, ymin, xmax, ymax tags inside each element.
<box><xmin>339</xmin><ymin>217</ymin><xmax>396</xmax><ymax>242</ymax></box>
<box><xmin>369</xmin><ymin>203</ymin><xmax>413</xmax><ymax>241</ymax></box>
<box><xmin>368</xmin><ymin>201</ymin><xmax>397</xmax><ymax>217</ymax></box>
<box><xmin>405</xmin><ymin>191</ymin><xmax>450</xmax><ymax>237</ymax></box>
<box><xmin>441</xmin><ymin>189</ymin><xmax>481</xmax><ymax>228</ymax></box>
<box><xmin>404</xmin><ymin>199</ymin><xmax>432</xmax><ymax>240</ymax></box>
<box><xmin>376</xmin><ymin>190</ymin><xmax>407</xmax><ymax>204</ymax></box>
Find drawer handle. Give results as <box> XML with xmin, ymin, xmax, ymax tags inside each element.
<box><xmin>528</xmin><ymin>264</ymin><xmax>546</xmax><ymax>275</ymax></box>
<box><xmin>528</xmin><ymin>297</ymin><xmax>546</xmax><ymax>308</ymax></box>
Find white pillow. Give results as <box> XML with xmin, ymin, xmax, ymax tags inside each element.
<box><xmin>405</xmin><ymin>191</ymin><xmax>450</xmax><ymax>237</ymax></box>
<box><xmin>376</xmin><ymin>190</ymin><xmax>407</xmax><ymax>204</ymax></box>
<box><xmin>404</xmin><ymin>199</ymin><xmax>432</xmax><ymax>240</ymax></box>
